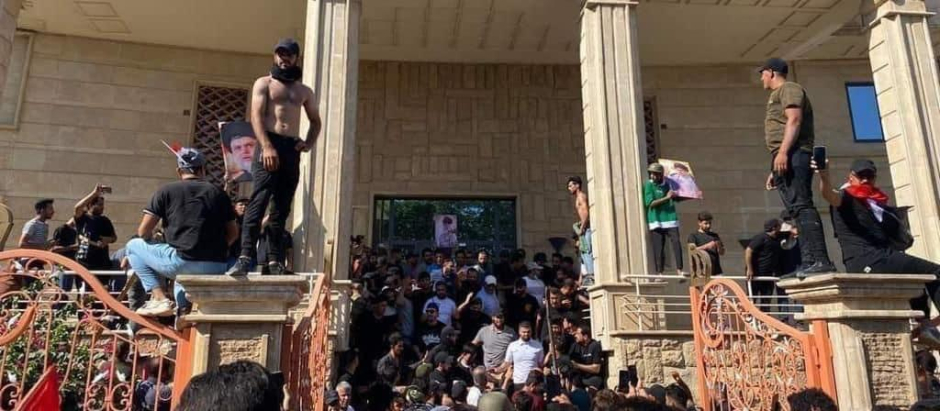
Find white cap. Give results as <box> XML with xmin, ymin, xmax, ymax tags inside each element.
<box><xmin>484</xmin><ymin>276</ymin><xmax>497</xmax><ymax>285</ymax></box>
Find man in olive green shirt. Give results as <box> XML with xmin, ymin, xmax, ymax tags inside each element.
<box><xmin>759</xmin><ymin>57</ymin><xmax>833</xmax><ymax>277</ymax></box>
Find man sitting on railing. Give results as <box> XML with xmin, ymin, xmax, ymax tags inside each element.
<box><xmin>127</xmin><ymin>148</ymin><xmax>238</xmax><ymax>317</ymax></box>
<box><xmin>813</xmin><ymin>158</ymin><xmax>940</xmax><ymax>339</ymax></box>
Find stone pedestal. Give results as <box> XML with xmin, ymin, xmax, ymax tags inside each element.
<box><xmin>291</xmin><ymin>0</ymin><xmax>361</xmax><ymax>278</ymax></box>
<box><xmin>866</xmin><ymin>0</ymin><xmax>940</xmax><ymax>261</ymax></box>
<box><xmin>780</xmin><ymin>273</ymin><xmax>933</xmax><ymax>410</ymax></box>
<box><xmin>177</xmin><ymin>275</ymin><xmax>309</xmax><ymax>375</ymax></box>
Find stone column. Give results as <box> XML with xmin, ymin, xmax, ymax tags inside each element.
<box><xmin>866</xmin><ymin>0</ymin><xmax>940</xmax><ymax>261</ymax></box>
<box><xmin>780</xmin><ymin>274</ymin><xmax>933</xmax><ymax>410</ymax></box>
<box><xmin>579</xmin><ymin>0</ymin><xmax>650</xmax><ymax>284</ymax></box>
<box><xmin>176</xmin><ymin>275</ymin><xmax>309</xmax><ymax>374</ymax></box>
<box><xmin>0</xmin><ymin>0</ymin><xmax>21</xmax><ymax>97</ymax></box>
<box><xmin>291</xmin><ymin>0</ymin><xmax>361</xmax><ymax>277</ymax></box>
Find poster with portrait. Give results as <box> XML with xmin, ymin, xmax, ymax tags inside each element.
<box><xmin>434</xmin><ymin>215</ymin><xmax>458</xmax><ymax>249</ymax></box>
<box><xmin>220</xmin><ymin>121</ymin><xmax>257</xmax><ymax>184</ymax></box>
<box><xmin>658</xmin><ymin>158</ymin><xmax>703</xmax><ymax>200</ymax></box>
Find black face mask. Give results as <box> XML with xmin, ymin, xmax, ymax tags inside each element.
<box><xmin>271</xmin><ymin>64</ymin><xmax>302</xmax><ymax>83</ymax></box>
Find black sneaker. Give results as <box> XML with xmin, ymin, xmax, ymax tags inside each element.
<box><xmin>267</xmin><ymin>262</ymin><xmax>285</xmax><ymax>275</ymax></box>
<box><xmin>782</xmin><ymin>261</ymin><xmax>836</xmax><ymax>280</ymax></box>
<box><xmin>226</xmin><ymin>257</ymin><xmax>252</xmax><ymax>277</ymax></box>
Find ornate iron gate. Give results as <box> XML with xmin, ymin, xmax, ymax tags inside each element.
<box><xmin>0</xmin><ymin>249</ymin><xmax>192</xmax><ymax>410</ymax></box>
<box><xmin>690</xmin><ymin>279</ymin><xmax>836</xmax><ymax>410</ymax></box>
<box><xmin>285</xmin><ymin>273</ymin><xmax>332</xmax><ymax>411</ymax></box>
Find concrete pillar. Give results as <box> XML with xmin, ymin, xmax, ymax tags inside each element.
<box><xmin>176</xmin><ymin>275</ymin><xmax>308</xmax><ymax>375</ymax></box>
<box><xmin>0</xmin><ymin>0</ymin><xmax>21</xmax><ymax>96</ymax></box>
<box><xmin>780</xmin><ymin>274</ymin><xmax>932</xmax><ymax>410</ymax></box>
<box><xmin>292</xmin><ymin>0</ymin><xmax>361</xmax><ymax>278</ymax></box>
<box><xmin>867</xmin><ymin>0</ymin><xmax>940</xmax><ymax>261</ymax></box>
<box><xmin>579</xmin><ymin>0</ymin><xmax>650</xmax><ymax>284</ymax></box>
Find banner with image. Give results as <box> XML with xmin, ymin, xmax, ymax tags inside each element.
<box><xmin>434</xmin><ymin>214</ymin><xmax>458</xmax><ymax>248</ymax></box>
<box><xmin>659</xmin><ymin>158</ymin><xmax>703</xmax><ymax>200</ymax></box>
<box><xmin>220</xmin><ymin>121</ymin><xmax>257</xmax><ymax>184</ymax></box>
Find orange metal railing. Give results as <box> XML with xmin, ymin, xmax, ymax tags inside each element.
<box><xmin>285</xmin><ymin>272</ymin><xmax>332</xmax><ymax>411</ymax></box>
<box><xmin>690</xmin><ymin>278</ymin><xmax>836</xmax><ymax>411</ymax></box>
<box><xmin>0</xmin><ymin>249</ymin><xmax>191</xmax><ymax>411</ymax></box>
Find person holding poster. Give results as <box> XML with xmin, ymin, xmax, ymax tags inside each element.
<box><xmin>221</xmin><ymin>121</ymin><xmax>257</xmax><ymax>183</ymax></box>
<box><xmin>644</xmin><ymin>163</ymin><xmax>684</xmax><ymax>277</ymax></box>
<box><xmin>227</xmin><ymin>38</ymin><xmax>322</xmax><ymax>276</ymax></box>
<box><xmin>435</xmin><ymin>215</ymin><xmax>458</xmax><ymax>249</ymax></box>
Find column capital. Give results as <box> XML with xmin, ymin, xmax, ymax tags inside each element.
<box><xmin>178</xmin><ymin>275</ymin><xmax>309</xmax><ymax>322</ymax></box>
<box><xmin>865</xmin><ymin>0</ymin><xmax>935</xmax><ymax>27</ymax></box>
<box><xmin>584</xmin><ymin>0</ymin><xmax>639</xmax><ymax>10</ymax></box>
<box><xmin>779</xmin><ymin>273</ymin><xmax>933</xmax><ymax>321</ymax></box>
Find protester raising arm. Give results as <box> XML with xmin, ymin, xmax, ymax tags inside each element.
<box><xmin>811</xmin><ymin>159</ymin><xmax>842</xmax><ymax>207</ymax></box>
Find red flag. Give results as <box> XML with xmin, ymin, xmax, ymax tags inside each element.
<box><xmin>16</xmin><ymin>367</ymin><xmax>60</xmax><ymax>411</ymax></box>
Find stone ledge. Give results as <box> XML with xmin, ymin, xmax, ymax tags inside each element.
<box><xmin>177</xmin><ymin>275</ymin><xmax>309</xmax><ymax>323</ymax></box>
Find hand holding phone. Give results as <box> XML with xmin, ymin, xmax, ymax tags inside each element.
<box><xmin>812</xmin><ymin>146</ymin><xmax>827</xmax><ymax>171</ymax></box>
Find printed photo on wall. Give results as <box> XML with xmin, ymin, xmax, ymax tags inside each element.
<box><xmin>434</xmin><ymin>215</ymin><xmax>459</xmax><ymax>249</ymax></box>
<box><xmin>658</xmin><ymin>158</ymin><xmax>703</xmax><ymax>200</ymax></box>
<box><xmin>220</xmin><ymin>121</ymin><xmax>257</xmax><ymax>184</ymax></box>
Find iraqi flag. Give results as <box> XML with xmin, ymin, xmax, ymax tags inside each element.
<box><xmin>17</xmin><ymin>367</ymin><xmax>60</xmax><ymax>410</ymax></box>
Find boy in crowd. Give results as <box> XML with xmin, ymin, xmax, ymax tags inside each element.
<box><xmin>687</xmin><ymin>211</ymin><xmax>724</xmax><ymax>275</ymax></box>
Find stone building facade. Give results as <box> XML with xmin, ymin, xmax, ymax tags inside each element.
<box><xmin>1</xmin><ymin>0</ymin><xmax>940</xmax><ymax>395</ymax></box>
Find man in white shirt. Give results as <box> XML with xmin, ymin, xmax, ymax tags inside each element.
<box><xmin>476</xmin><ymin>275</ymin><xmax>501</xmax><ymax>317</ymax></box>
<box><xmin>523</xmin><ymin>262</ymin><xmax>546</xmax><ymax>305</ymax></box>
<box><xmin>499</xmin><ymin>321</ymin><xmax>544</xmax><ymax>392</ymax></box>
<box><xmin>19</xmin><ymin>199</ymin><xmax>55</xmax><ymax>250</ymax></box>
<box><xmin>423</xmin><ymin>281</ymin><xmax>457</xmax><ymax>326</ymax></box>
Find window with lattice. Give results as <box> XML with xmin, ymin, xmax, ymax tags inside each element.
<box><xmin>644</xmin><ymin>98</ymin><xmax>660</xmax><ymax>165</ymax></box>
<box><xmin>190</xmin><ymin>84</ymin><xmax>250</xmax><ymax>188</ymax></box>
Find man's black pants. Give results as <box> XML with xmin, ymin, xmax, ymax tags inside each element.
<box><xmin>651</xmin><ymin>227</ymin><xmax>683</xmax><ymax>273</ymax></box>
<box><xmin>847</xmin><ymin>251</ymin><xmax>940</xmax><ymax>318</ymax></box>
<box><xmin>773</xmin><ymin>149</ymin><xmax>831</xmax><ymax>267</ymax></box>
<box><xmin>239</xmin><ymin>133</ymin><xmax>301</xmax><ymax>264</ymax></box>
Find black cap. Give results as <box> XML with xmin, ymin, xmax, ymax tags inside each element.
<box><xmin>851</xmin><ymin>159</ymin><xmax>877</xmax><ymax>177</ymax></box>
<box><xmin>758</xmin><ymin>58</ymin><xmax>789</xmax><ymax>75</ymax></box>
<box><xmin>764</xmin><ymin>218</ymin><xmax>781</xmax><ymax>232</ymax></box>
<box><xmin>274</xmin><ymin>38</ymin><xmax>300</xmax><ymax>56</ymax></box>
<box><xmin>324</xmin><ymin>389</ymin><xmax>339</xmax><ymax>405</ymax></box>
<box><xmin>235</xmin><ymin>197</ymin><xmax>250</xmax><ymax>204</ymax></box>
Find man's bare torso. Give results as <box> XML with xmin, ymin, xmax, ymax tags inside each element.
<box><xmin>258</xmin><ymin>76</ymin><xmax>312</xmax><ymax>137</ymax></box>
<box><xmin>575</xmin><ymin>191</ymin><xmax>589</xmax><ymax>227</ymax></box>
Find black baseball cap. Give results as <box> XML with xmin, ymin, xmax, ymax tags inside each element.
<box><xmin>851</xmin><ymin>159</ymin><xmax>877</xmax><ymax>177</ymax></box>
<box><xmin>274</xmin><ymin>38</ymin><xmax>300</xmax><ymax>56</ymax></box>
<box><xmin>758</xmin><ymin>58</ymin><xmax>789</xmax><ymax>75</ymax></box>
<box><xmin>764</xmin><ymin>218</ymin><xmax>781</xmax><ymax>232</ymax></box>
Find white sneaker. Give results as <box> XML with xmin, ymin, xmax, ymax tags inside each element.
<box><xmin>135</xmin><ymin>299</ymin><xmax>176</xmax><ymax>317</ymax></box>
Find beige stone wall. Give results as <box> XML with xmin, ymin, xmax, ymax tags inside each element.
<box><xmin>353</xmin><ymin>61</ymin><xmax>586</xmax><ymax>254</ymax></box>
<box><xmin>614</xmin><ymin>334</ymin><xmax>699</xmax><ymax>401</ymax></box>
<box><xmin>0</xmin><ymin>34</ymin><xmax>269</xmax><ymax>250</ymax></box>
<box><xmin>647</xmin><ymin>60</ymin><xmax>891</xmax><ymax>275</ymax></box>
<box><xmin>0</xmin><ymin>34</ymin><xmax>891</xmax><ymax>274</ymax></box>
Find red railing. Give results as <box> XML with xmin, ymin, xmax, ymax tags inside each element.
<box><xmin>285</xmin><ymin>272</ymin><xmax>332</xmax><ymax>411</ymax></box>
<box><xmin>690</xmin><ymin>278</ymin><xmax>836</xmax><ymax>411</ymax></box>
<box><xmin>0</xmin><ymin>249</ymin><xmax>192</xmax><ymax>410</ymax></box>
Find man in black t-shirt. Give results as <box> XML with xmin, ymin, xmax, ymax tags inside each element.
<box><xmin>568</xmin><ymin>324</ymin><xmax>603</xmax><ymax>390</ymax></box>
<box><xmin>127</xmin><ymin>148</ymin><xmax>238</xmax><ymax>317</ymax></box>
<box><xmin>687</xmin><ymin>211</ymin><xmax>724</xmax><ymax>275</ymax></box>
<box><xmin>814</xmin><ymin>159</ymin><xmax>940</xmax><ymax>320</ymax></box>
<box><xmin>746</xmin><ymin>219</ymin><xmax>784</xmax><ymax>311</ymax></box>
<box><xmin>51</xmin><ymin>221</ymin><xmax>81</xmax><ymax>291</ymax></box>
<box><xmin>504</xmin><ymin>278</ymin><xmax>539</xmax><ymax>329</ymax></box>
<box><xmin>72</xmin><ymin>185</ymin><xmax>118</xmax><ymax>290</ymax></box>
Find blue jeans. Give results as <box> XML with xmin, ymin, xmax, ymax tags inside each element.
<box><xmin>125</xmin><ymin>239</ymin><xmax>226</xmax><ymax>310</ymax></box>
<box><xmin>580</xmin><ymin>228</ymin><xmax>595</xmax><ymax>285</ymax></box>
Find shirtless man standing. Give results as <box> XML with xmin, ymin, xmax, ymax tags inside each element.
<box><xmin>227</xmin><ymin>38</ymin><xmax>322</xmax><ymax>276</ymax></box>
<box><xmin>567</xmin><ymin>176</ymin><xmax>593</xmax><ymax>287</ymax></box>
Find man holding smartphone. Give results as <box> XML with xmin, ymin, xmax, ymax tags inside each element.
<box><xmin>759</xmin><ymin>58</ymin><xmax>834</xmax><ymax>277</ymax></box>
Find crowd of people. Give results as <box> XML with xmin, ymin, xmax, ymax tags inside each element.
<box><xmin>6</xmin><ymin>32</ymin><xmax>940</xmax><ymax>410</ymax></box>
<box><xmin>337</xmin><ymin>243</ymin><xmax>618</xmax><ymax>411</ymax></box>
